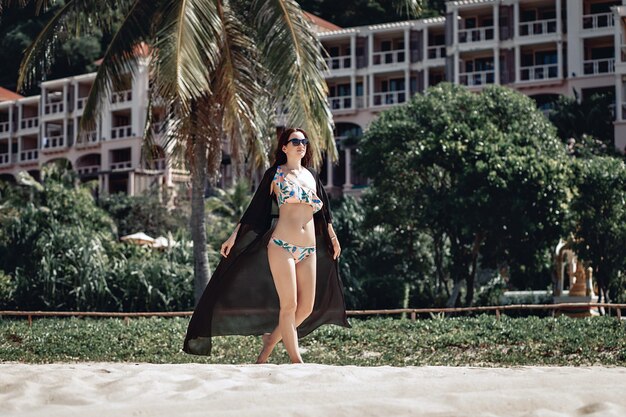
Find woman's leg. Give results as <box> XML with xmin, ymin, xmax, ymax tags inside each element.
<box><xmin>257</xmin><ymin>251</ymin><xmax>316</xmax><ymax>364</ymax></box>
<box><xmin>266</xmin><ymin>242</ymin><xmax>302</xmax><ymax>363</ymax></box>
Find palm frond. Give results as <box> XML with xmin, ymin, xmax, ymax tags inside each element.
<box><xmin>250</xmin><ymin>0</ymin><xmax>336</xmax><ymax>168</ymax></box>
<box><xmin>394</xmin><ymin>0</ymin><xmax>422</xmax><ymax>17</ymax></box>
<box><xmin>17</xmin><ymin>0</ymin><xmax>135</xmax><ymax>91</ymax></box>
<box><xmin>153</xmin><ymin>0</ymin><xmax>223</xmax><ymax>111</ymax></box>
<box><xmin>17</xmin><ymin>0</ymin><xmax>76</xmax><ymax>90</ymax></box>
<box><xmin>211</xmin><ymin>1</ymin><xmax>266</xmax><ymax>171</ymax></box>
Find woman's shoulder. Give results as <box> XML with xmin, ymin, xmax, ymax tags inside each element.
<box><xmin>305</xmin><ymin>166</ymin><xmax>320</xmax><ymax>180</ymax></box>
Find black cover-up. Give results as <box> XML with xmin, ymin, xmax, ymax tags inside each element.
<box><xmin>183</xmin><ymin>164</ymin><xmax>351</xmax><ymax>355</ymax></box>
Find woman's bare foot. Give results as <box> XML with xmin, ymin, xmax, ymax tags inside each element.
<box><xmin>255</xmin><ymin>333</ymin><xmax>274</xmax><ymax>364</ymax></box>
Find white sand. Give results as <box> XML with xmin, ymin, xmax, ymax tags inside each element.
<box><xmin>1</xmin><ymin>363</ymin><xmax>625</xmax><ymax>417</ymax></box>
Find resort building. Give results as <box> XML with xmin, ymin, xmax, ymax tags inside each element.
<box><xmin>0</xmin><ymin>1</ymin><xmax>624</xmax><ymax>198</ymax></box>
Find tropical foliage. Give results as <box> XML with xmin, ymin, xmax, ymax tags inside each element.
<box><xmin>548</xmin><ymin>92</ymin><xmax>615</xmax><ymax>154</ymax></box>
<box><xmin>0</xmin><ymin>165</ymin><xmax>194</xmax><ymax>311</ymax></box>
<box><xmin>569</xmin><ymin>156</ymin><xmax>626</xmax><ymax>304</ymax></box>
<box><xmin>357</xmin><ymin>83</ymin><xmax>572</xmax><ymax>306</ymax></box>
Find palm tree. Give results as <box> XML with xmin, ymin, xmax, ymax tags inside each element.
<box><xmin>205</xmin><ymin>179</ymin><xmax>252</xmax><ymax>224</ymax></box>
<box><xmin>13</xmin><ymin>0</ymin><xmax>421</xmax><ymax>303</ymax></box>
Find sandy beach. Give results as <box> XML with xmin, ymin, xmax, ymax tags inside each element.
<box><xmin>1</xmin><ymin>363</ymin><xmax>625</xmax><ymax>417</ymax></box>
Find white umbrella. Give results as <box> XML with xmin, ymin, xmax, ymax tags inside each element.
<box><xmin>152</xmin><ymin>236</ymin><xmax>178</xmax><ymax>249</ymax></box>
<box><xmin>120</xmin><ymin>232</ymin><xmax>155</xmax><ymax>246</ymax></box>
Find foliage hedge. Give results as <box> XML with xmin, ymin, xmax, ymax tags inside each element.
<box><xmin>1</xmin><ymin>316</ymin><xmax>624</xmax><ymax>366</ymax></box>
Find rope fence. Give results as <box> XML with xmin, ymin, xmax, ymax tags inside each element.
<box><xmin>1</xmin><ymin>303</ymin><xmax>624</xmax><ymax>326</ymax></box>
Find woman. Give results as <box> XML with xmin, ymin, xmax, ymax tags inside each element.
<box><xmin>183</xmin><ymin>128</ymin><xmax>350</xmax><ymax>363</ymax></box>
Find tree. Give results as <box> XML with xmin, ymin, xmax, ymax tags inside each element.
<box><xmin>15</xmin><ymin>0</ymin><xmax>342</xmax><ymax>304</ymax></box>
<box><xmin>358</xmin><ymin>83</ymin><xmax>572</xmax><ymax>306</ymax></box>
<box><xmin>0</xmin><ymin>1</ymin><xmax>107</xmax><ymax>93</ymax></box>
<box><xmin>570</xmin><ymin>156</ymin><xmax>626</xmax><ymax>305</ymax></box>
<box><xmin>548</xmin><ymin>92</ymin><xmax>615</xmax><ymax>154</ymax></box>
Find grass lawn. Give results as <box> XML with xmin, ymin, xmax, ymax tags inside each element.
<box><xmin>1</xmin><ymin>315</ymin><xmax>624</xmax><ymax>366</ymax></box>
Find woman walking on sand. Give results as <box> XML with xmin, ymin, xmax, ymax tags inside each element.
<box><xmin>183</xmin><ymin>128</ymin><xmax>350</xmax><ymax>363</ymax></box>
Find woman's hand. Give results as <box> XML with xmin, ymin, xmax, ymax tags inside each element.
<box><xmin>220</xmin><ymin>234</ymin><xmax>237</xmax><ymax>258</ymax></box>
<box><xmin>331</xmin><ymin>236</ymin><xmax>341</xmax><ymax>260</ymax></box>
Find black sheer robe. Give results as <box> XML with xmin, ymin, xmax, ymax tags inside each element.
<box><xmin>183</xmin><ymin>164</ymin><xmax>351</xmax><ymax>355</ymax></box>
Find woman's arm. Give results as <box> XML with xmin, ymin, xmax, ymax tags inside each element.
<box><xmin>326</xmin><ymin>209</ymin><xmax>341</xmax><ymax>260</ymax></box>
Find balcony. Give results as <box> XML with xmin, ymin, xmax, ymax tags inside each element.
<box><xmin>329</xmin><ymin>96</ymin><xmax>353</xmax><ymax>111</ymax></box>
<box><xmin>372</xmin><ymin>50</ymin><xmax>406</xmax><ymax>66</ymax></box>
<box><xmin>459</xmin><ymin>26</ymin><xmax>495</xmax><ymax>44</ymax></box>
<box><xmin>0</xmin><ymin>153</ymin><xmax>9</xmax><ymax>165</ymax></box>
<box><xmin>583</xmin><ymin>58</ymin><xmax>615</xmax><ymax>75</ymax></box>
<box><xmin>111</xmin><ymin>161</ymin><xmax>132</xmax><ymax>171</ymax></box>
<box><xmin>582</xmin><ymin>13</ymin><xmax>614</xmax><ymax>31</ymax></box>
<box><xmin>111</xmin><ymin>90</ymin><xmax>132</xmax><ymax>105</ymax></box>
<box><xmin>460</xmin><ymin>69</ymin><xmax>495</xmax><ymax>86</ymax></box>
<box><xmin>20</xmin><ymin>117</ymin><xmax>39</xmax><ymax>131</ymax></box>
<box><xmin>76</xmin><ymin>131</ymin><xmax>98</xmax><ymax>147</ymax></box>
<box><xmin>0</xmin><ymin>121</ymin><xmax>10</xmax><ymax>136</ymax></box>
<box><xmin>427</xmin><ymin>45</ymin><xmax>446</xmax><ymax>60</ymax></box>
<box><xmin>77</xmin><ymin>165</ymin><xmax>100</xmax><ymax>175</ymax></box>
<box><xmin>42</xmin><ymin>135</ymin><xmax>65</xmax><ymax>150</ymax></box>
<box><xmin>325</xmin><ymin>55</ymin><xmax>352</xmax><ymax>70</ymax></box>
<box><xmin>520</xmin><ymin>64</ymin><xmax>559</xmax><ymax>81</ymax></box>
<box><xmin>111</xmin><ymin>125</ymin><xmax>133</xmax><ymax>140</ymax></box>
<box><xmin>44</xmin><ymin>102</ymin><xmax>64</xmax><ymax>115</ymax></box>
<box><xmin>76</xmin><ymin>97</ymin><xmax>87</xmax><ymax>111</ymax></box>
<box><xmin>19</xmin><ymin>149</ymin><xmax>38</xmax><ymax>162</ymax></box>
<box><xmin>372</xmin><ymin>90</ymin><xmax>406</xmax><ymax>106</ymax></box>
<box><xmin>519</xmin><ymin>19</ymin><xmax>557</xmax><ymax>37</ymax></box>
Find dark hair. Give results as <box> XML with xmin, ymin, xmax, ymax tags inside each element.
<box><xmin>272</xmin><ymin>128</ymin><xmax>312</xmax><ymax>167</ymax></box>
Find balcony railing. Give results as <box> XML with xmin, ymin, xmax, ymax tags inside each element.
<box><xmin>458</xmin><ymin>26</ymin><xmax>495</xmax><ymax>43</ymax></box>
<box><xmin>111</xmin><ymin>125</ymin><xmax>133</xmax><ymax>139</ymax></box>
<box><xmin>77</xmin><ymin>165</ymin><xmax>100</xmax><ymax>175</ymax></box>
<box><xmin>325</xmin><ymin>55</ymin><xmax>352</xmax><ymax>70</ymax></box>
<box><xmin>372</xmin><ymin>50</ymin><xmax>406</xmax><ymax>66</ymax></box>
<box><xmin>427</xmin><ymin>45</ymin><xmax>446</xmax><ymax>59</ymax></box>
<box><xmin>76</xmin><ymin>97</ymin><xmax>87</xmax><ymax>110</ymax></box>
<box><xmin>42</xmin><ymin>135</ymin><xmax>64</xmax><ymax>149</ymax></box>
<box><xmin>583</xmin><ymin>58</ymin><xmax>615</xmax><ymax>75</ymax></box>
<box><xmin>520</xmin><ymin>63</ymin><xmax>559</xmax><ymax>81</ymax></box>
<box><xmin>44</xmin><ymin>102</ymin><xmax>64</xmax><ymax>115</ymax></box>
<box><xmin>372</xmin><ymin>90</ymin><xmax>407</xmax><ymax>106</ymax></box>
<box><xmin>146</xmin><ymin>159</ymin><xmax>166</xmax><ymax>172</ymax></box>
<box><xmin>0</xmin><ymin>121</ymin><xmax>10</xmax><ymax>134</ymax></box>
<box><xmin>111</xmin><ymin>161</ymin><xmax>132</xmax><ymax>171</ymax></box>
<box><xmin>76</xmin><ymin>131</ymin><xmax>98</xmax><ymax>146</ymax></box>
<box><xmin>20</xmin><ymin>149</ymin><xmax>38</xmax><ymax>162</ymax></box>
<box><xmin>582</xmin><ymin>13</ymin><xmax>614</xmax><ymax>30</ymax></box>
<box><xmin>519</xmin><ymin>18</ymin><xmax>557</xmax><ymax>37</ymax></box>
<box><xmin>329</xmin><ymin>96</ymin><xmax>353</xmax><ymax>110</ymax></box>
<box><xmin>20</xmin><ymin>117</ymin><xmax>39</xmax><ymax>130</ymax></box>
<box><xmin>111</xmin><ymin>89</ymin><xmax>133</xmax><ymax>104</ymax></box>
<box><xmin>0</xmin><ymin>153</ymin><xmax>9</xmax><ymax>165</ymax></box>
<box><xmin>459</xmin><ymin>69</ymin><xmax>495</xmax><ymax>86</ymax></box>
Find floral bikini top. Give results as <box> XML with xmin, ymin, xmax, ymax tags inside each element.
<box><xmin>272</xmin><ymin>165</ymin><xmax>323</xmax><ymax>214</ymax></box>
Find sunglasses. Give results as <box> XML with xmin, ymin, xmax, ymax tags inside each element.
<box><xmin>287</xmin><ymin>138</ymin><xmax>309</xmax><ymax>146</ymax></box>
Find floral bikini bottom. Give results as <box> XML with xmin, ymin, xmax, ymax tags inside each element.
<box><xmin>270</xmin><ymin>236</ymin><xmax>316</xmax><ymax>265</ymax></box>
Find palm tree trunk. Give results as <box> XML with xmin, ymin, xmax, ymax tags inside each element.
<box><xmin>190</xmin><ymin>132</ymin><xmax>211</xmax><ymax>305</ymax></box>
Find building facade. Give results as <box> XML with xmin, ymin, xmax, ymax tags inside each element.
<box><xmin>0</xmin><ymin>0</ymin><xmax>624</xmax><ymax>197</ymax></box>
<box><xmin>321</xmin><ymin>0</ymin><xmax>624</xmax><ymax>196</ymax></box>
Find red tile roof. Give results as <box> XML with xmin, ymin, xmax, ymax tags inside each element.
<box><xmin>304</xmin><ymin>12</ymin><xmax>342</xmax><ymax>32</ymax></box>
<box><xmin>0</xmin><ymin>86</ymin><xmax>23</xmax><ymax>102</ymax></box>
